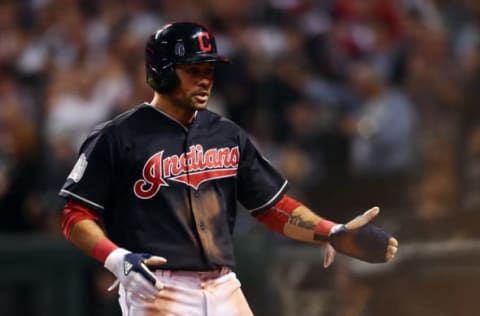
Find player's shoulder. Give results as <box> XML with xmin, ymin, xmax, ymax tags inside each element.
<box><xmin>200</xmin><ymin>110</ymin><xmax>242</xmax><ymax>130</ymax></box>
<box><xmin>93</xmin><ymin>103</ymin><xmax>149</xmax><ymax>131</ymax></box>
<box><xmin>198</xmin><ymin>110</ymin><xmax>254</xmax><ymax>145</ymax></box>
<box><xmin>85</xmin><ymin>103</ymin><xmax>148</xmax><ymax>141</ymax></box>
<box><xmin>106</xmin><ymin>103</ymin><xmax>152</xmax><ymax>127</ymax></box>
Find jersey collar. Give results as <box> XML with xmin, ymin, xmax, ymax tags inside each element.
<box><xmin>145</xmin><ymin>103</ymin><xmax>198</xmax><ymax>132</ymax></box>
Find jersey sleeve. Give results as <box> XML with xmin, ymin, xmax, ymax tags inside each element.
<box><xmin>237</xmin><ymin>134</ymin><xmax>288</xmax><ymax>215</ymax></box>
<box><xmin>58</xmin><ymin>124</ymin><xmax>117</xmax><ymax>213</ymax></box>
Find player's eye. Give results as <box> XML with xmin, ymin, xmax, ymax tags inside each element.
<box><xmin>187</xmin><ymin>67</ymin><xmax>200</xmax><ymax>75</ymax></box>
<box><xmin>185</xmin><ymin>66</ymin><xmax>214</xmax><ymax>77</ymax></box>
<box><xmin>204</xmin><ymin>67</ymin><xmax>214</xmax><ymax>76</ymax></box>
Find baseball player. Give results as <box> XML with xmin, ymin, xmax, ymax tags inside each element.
<box><xmin>59</xmin><ymin>22</ymin><xmax>398</xmax><ymax>316</ymax></box>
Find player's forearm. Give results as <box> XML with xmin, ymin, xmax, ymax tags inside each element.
<box><xmin>62</xmin><ymin>201</ymin><xmax>119</xmax><ymax>262</ymax></box>
<box><xmin>68</xmin><ymin>219</ymin><xmax>109</xmax><ymax>256</ymax></box>
<box><xmin>283</xmin><ymin>206</ymin><xmax>335</xmax><ymax>244</ymax></box>
<box><xmin>255</xmin><ymin>195</ymin><xmax>336</xmax><ymax>244</ymax></box>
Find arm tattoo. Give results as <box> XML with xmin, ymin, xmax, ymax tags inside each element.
<box><xmin>287</xmin><ymin>215</ymin><xmax>329</xmax><ymax>241</ymax></box>
<box><xmin>288</xmin><ymin>215</ymin><xmax>316</xmax><ymax>229</ymax></box>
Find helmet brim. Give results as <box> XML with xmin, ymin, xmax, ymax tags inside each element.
<box><xmin>182</xmin><ymin>54</ymin><xmax>231</xmax><ymax>65</ymax></box>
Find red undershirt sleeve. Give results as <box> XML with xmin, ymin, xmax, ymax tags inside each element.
<box><xmin>62</xmin><ymin>200</ymin><xmax>100</xmax><ymax>239</ymax></box>
<box><xmin>254</xmin><ymin>195</ymin><xmax>336</xmax><ymax>239</ymax></box>
<box><xmin>61</xmin><ymin>201</ymin><xmax>119</xmax><ymax>262</ymax></box>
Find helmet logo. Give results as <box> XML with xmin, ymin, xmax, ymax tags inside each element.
<box><xmin>197</xmin><ymin>32</ymin><xmax>212</xmax><ymax>52</ymax></box>
<box><xmin>174</xmin><ymin>43</ymin><xmax>185</xmax><ymax>56</ymax></box>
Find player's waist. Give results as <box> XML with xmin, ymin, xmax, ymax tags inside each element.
<box><xmin>154</xmin><ymin>266</ymin><xmax>232</xmax><ymax>281</ymax></box>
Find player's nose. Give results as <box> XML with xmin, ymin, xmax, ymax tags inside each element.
<box><xmin>198</xmin><ymin>76</ymin><xmax>213</xmax><ymax>89</ymax></box>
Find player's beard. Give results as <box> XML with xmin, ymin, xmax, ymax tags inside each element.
<box><xmin>174</xmin><ymin>89</ymin><xmax>210</xmax><ymax>111</ymax></box>
<box><xmin>168</xmin><ymin>84</ymin><xmax>212</xmax><ymax>112</ymax></box>
<box><xmin>189</xmin><ymin>91</ymin><xmax>210</xmax><ymax>110</ymax></box>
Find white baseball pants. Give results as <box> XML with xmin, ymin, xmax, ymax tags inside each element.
<box><xmin>118</xmin><ymin>269</ymin><xmax>254</xmax><ymax>316</ymax></box>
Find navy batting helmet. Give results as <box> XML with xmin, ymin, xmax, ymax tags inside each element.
<box><xmin>145</xmin><ymin>22</ymin><xmax>230</xmax><ymax>94</ymax></box>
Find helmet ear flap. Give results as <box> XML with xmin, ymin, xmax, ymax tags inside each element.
<box><xmin>147</xmin><ymin>66</ymin><xmax>179</xmax><ymax>94</ymax></box>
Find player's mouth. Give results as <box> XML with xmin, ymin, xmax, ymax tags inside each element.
<box><xmin>193</xmin><ymin>92</ymin><xmax>209</xmax><ymax>103</ymax></box>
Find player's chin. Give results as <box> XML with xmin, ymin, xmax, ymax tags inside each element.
<box><xmin>191</xmin><ymin>96</ymin><xmax>209</xmax><ymax>109</ymax></box>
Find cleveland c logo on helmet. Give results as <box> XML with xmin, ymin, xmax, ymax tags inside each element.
<box><xmin>197</xmin><ymin>32</ymin><xmax>212</xmax><ymax>52</ymax></box>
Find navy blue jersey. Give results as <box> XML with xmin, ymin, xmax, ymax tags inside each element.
<box><xmin>59</xmin><ymin>104</ymin><xmax>288</xmax><ymax>270</ymax></box>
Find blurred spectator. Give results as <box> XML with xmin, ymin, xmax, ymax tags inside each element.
<box><xmin>404</xmin><ymin>26</ymin><xmax>462</xmax><ymax>145</ymax></box>
<box><xmin>45</xmin><ymin>67</ymin><xmax>112</xmax><ymax>150</ymax></box>
<box><xmin>0</xmin><ymin>72</ymin><xmax>39</xmax><ymax>232</ymax></box>
<box><xmin>0</xmin><ymin>2</ymin><xmax>22</xmax><ymax>69</ymax></box>
<box><xmin>329</xmin><ymin>0</ymin><xmax>403</xmax><ymax>78</ymax></box>
<box><xmin>345</xmin><ymin>61</ymin><xmax>416</xmax><ymax>177</ymax></box>
<box><xmin>411</xmin><ymin>139</ymin><xmax>460</xmax><ymax>239</ymax></box>
<box><xmin>334</xmin><ymin>61</ymin><xmax>416</xmax><ymax>213</ymax></box>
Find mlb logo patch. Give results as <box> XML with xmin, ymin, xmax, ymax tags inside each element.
<box><xmin>174</xmin><ymin>43</ymin><xmax>185</xmax><ymax>56</ymax></box>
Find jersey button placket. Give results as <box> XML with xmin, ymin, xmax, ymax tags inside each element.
<box><xmin>185</xmin><ymin>136</ymin><xmax>209</xmax><ymax>260</ymax></box>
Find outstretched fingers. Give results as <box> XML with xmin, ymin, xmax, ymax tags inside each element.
<box><xmin>345</xmin><ymin>207</ymin><xmax>380</xmax><ymax>230</ymax></box>
<box><xmin>144</xmin><ymin>256</ymin><xmax>168</xmax><ymax>268</ymax></box>
<box><xmin>323</xmin><ymin>243</ymin><xmax>336</xmax><ymax>268</ymax></box>
<box><xmin>385</xmin><ymin>237</ymin><xmax>398</xmax><ymax>261</ymax></box>
<box><xmin>140</xmin><ymin>256</ymin><xmax>167</xmax><ymax>291</ymax></box>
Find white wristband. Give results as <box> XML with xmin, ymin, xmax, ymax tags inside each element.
<box><xmin>104</xmin><ymin>248</ymin><xmax>130</xmax><ymax>273</ymax></box>
<box><xmin>328</xmin><ymin>224</ymin><xmax>344</xmax><ymax>236</ymax></box>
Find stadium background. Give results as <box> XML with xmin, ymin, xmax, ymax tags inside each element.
<box><xmin>0</xmin><ymin>0</ymin><xmax>479</xmax><ymax>315</ymax></box>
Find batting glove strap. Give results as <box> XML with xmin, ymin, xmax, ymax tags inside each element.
<box><xmin>328</xmin><ymin>224</ymin><xmax>390</xmax><ymax>263</ymax></box>
<box><xmin>104</xmin><ymin>248</ymin><xmax>162</xmax><ymax>298</ymax></box>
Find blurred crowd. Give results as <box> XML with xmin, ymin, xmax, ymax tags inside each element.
<box><xmin>0</xmin><ymin>0</ymin><xmax>479</xmax><ymax>315</ymax></box>
<box><xmin>1</xmin><ymin>0</ymin><xmax>479</xmax><ymax>240</ymax></box>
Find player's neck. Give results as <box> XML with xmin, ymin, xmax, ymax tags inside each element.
<box><xmin>149</xmin><ymin>94</ymin><xmax>195</xmax><ymax>126</ymax></box>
